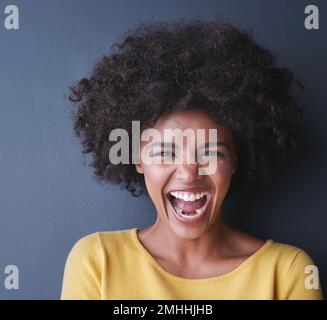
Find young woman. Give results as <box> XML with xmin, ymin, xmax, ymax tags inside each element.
<box><xmin>61</xmin><ymin>18</ymin><xmax>323</xmax><ymax>300</ymax></box>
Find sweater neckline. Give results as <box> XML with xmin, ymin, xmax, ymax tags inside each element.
<box><xmin>131</xmin><ymin>227</ymin><xmax>273</xmax><ymax>283</ymax></box>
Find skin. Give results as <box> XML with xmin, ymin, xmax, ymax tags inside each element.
<box><xmin>135</xmin><ymin>108</ymin><xmax>265</xmax><ymax>279</ymax></box>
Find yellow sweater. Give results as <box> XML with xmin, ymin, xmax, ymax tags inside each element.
<box><xmin>60</xmin><ymin>228</ymin><xmax>323</xmax><ymax>300</ymax></box>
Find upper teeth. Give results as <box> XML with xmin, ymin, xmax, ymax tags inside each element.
<box><xmin>170</xmin><ymin>191</ymin><xmax>208</xmax><ymax>201</ymax></box>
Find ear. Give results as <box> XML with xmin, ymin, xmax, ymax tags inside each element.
<box><xmin>135</xmin><ymin>163</ymin><xmax>144</xmax><ymax>174</ymax></box>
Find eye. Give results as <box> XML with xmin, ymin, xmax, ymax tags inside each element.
<box><xmin>203</xmin><ymin>150</ymin><xmax>225</xmax><ymax>158</ymax></box>
<box><xmin>198</xmin><ymin>150</ymin><xmax>226</xmax><ymax>162</ymax></box>
<box><xmin>152</xmin><ymin>151</ymin><xmax>175</xmax><ymax>157</ymax></box>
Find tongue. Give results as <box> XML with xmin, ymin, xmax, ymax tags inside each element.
<box><xmin>174</xmin><ymin>197</ymin><xmax>206</xmax><ymax>214</ymax></box>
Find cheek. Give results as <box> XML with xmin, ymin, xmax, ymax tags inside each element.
<box><xmin>143</xmin><ymin>165</ymin><xmax>168</xmax><ymax>184</ymax></box>
<box><xmin>142</xmin><ymin>165</ymin><xmax>173</xmax><ymax>196</ymax></box>
<box><xmin>142</xmin><ymin>165</ymin><xmax>173</xmax><ymax>216</ymax></box>
<box><xmin>211</xmin><ymin>162</ymin><xmax>234</xmax><ymax>189</ymax></box>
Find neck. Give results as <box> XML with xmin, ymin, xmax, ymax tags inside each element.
<box><xmin>149</xmin><ymin>212</ymin><xmax>228</xmax><ymax>264</ymax></box>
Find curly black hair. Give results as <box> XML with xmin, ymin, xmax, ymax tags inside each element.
<box><xmin>68</xmin><ymin>17</ymin><xmax>304</xmax><ymax>197</ymax></box>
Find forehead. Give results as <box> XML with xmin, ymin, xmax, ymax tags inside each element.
<box><xmin>152</xmin><ymin>109</ymin><xmax>232</xmax><ymax>140</ymax></box>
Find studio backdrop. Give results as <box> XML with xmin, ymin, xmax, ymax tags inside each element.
<box><xmin>0</xmin><ymin>0</ymin><xmax>326</xmax><ymax>299</ymax></box>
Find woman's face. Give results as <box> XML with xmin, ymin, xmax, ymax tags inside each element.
<box><xmin>136</xmin><ymin>109</ymin><xmax>238</xmax><ymax>239</ymax></box>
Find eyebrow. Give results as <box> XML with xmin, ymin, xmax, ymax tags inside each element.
<box><xmin>147</xmin><ymin>141</ymin><xmax>228</xmax><ymax>149</ymax></box>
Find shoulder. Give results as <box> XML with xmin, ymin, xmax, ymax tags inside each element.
<box><xmin>69</xmin><ymin>232</ymin><xmax>99</xmax><ymax>253</ymax></box>
<box><xmin>67</xmin><ymin>228</ymin><xmax>134</xmax><ymax>258</ymax></box>
<box><xmin>61</xmin><ymin>233</ymin><xmax>102</xmax><ymax>299</ymax></box>
<box><xmin>254</xmin><ymin>238</ymin><xmax>318</xmax><ymax>274</ymax></box>
<box><xmin>96</xmin><ymin>227</ymin><xmax>134</xmax><ymax>243</ymax></box>
<box><xmin>63</xmin><ymin>228</ymin><xmax>134</xmax><ymax>270</ymax></box>
<box><xmin>62</xmin><ymin>232</ymin><xmax>101</xmax><ymax>279</ymax></box>
<box><xmin>61</xmin><ymin>228</ymin><xmax>135</xmax><ymax>299</ymax></box>
<box><xmin>263</xmin><ymin>240</ymin><xmax>323</xmax><ymax>299</ymax></box>
<box><xmin>234</xmin><ymin>229</ymin><xmax>319</xmax><ymax>276</ymax></box>
<box><xmin>266</xmin><ymin>240</ymin><xmax>315</xmax><ymax>268</ymax></box>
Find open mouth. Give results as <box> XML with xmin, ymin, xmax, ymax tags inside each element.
<box><xmin>167</xmin><ymin>190</ymin><xmax>211</xmax><ymax>223</ymax></box>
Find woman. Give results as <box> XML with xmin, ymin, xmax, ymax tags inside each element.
<box><xmin>61</xmin><ymin>18</ymin><xmax>323</xmax><ymax>299</ymax></box>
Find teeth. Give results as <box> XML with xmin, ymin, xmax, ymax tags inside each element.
<box><xmin>173</xmin><ymin>203</ymin><xmax>205</xmax><ymax>218</ymax></box>
<box><xmin>183</xmin><ymin>194</ymin><xmax>189</xmax><ymax>201</ymax></box>
<box><xmin>170</xmin><ymin>191</ymin><xmax>208</xmax><ymax>201</ymax></box>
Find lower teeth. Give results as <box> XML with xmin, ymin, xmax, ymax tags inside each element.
<box><xmin>175</xmin><ymin>206</ymin><xmax>204</xmax><ymax>218</ymax></box>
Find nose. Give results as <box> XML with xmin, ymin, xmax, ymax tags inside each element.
<box><xmin>174</xmin><ymin>161</ymin><xmax>201</xmax><ymax>183</ymax></box>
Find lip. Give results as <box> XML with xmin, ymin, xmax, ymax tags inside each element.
<box><xmin>166</xmin><ymin>190</ymin><xmax>212</xmax><ymax>225</ymax></box>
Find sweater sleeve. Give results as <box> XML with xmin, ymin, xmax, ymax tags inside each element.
<box><xmin>60</xmin><ymin>233</ymin><xmax>102</xmax><ymax>300</ymax></box>
<box><xmin>282</xmin><ymin>249</ymin><xmax>323</xmax><ymax>300</ymax></box>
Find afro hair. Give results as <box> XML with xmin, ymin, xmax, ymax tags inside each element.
<box><xmin>68</xmin><ymin>17</ymin><xmax>304</xmax><ymax>197</ymax></box>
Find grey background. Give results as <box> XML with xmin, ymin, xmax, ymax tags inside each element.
<box><xmin>0</xmin><ymin>0</ymin><xmax>326</xmax><ymax>299</ymax></box>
